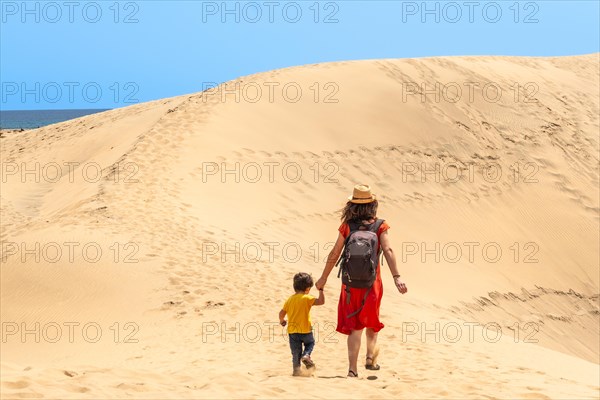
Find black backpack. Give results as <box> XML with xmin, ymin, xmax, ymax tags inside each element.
<box><xmin>336</xmin><ymin>218</ymin><xmax>385</xmax><ymax>318</ymax></box>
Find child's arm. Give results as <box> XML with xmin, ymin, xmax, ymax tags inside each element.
<box><xmin>313</xmin><ymin>288</ymin><xmax>325</xmax><ymax>306</ymax></box>
<box><xmin>279</xmin><ymin>309</ymin><xmax>287</xmax><ymax>326</ymax></box>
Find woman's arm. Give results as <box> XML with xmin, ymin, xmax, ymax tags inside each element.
<box><xmin>315</xmin><ymin>232</ymin><xmax>345</xmax><ymax>290</ymax></box>
<box><xmin>379</xmin><ymin>230</ymin><xmax>408</xmax><ymax>294</ymax></box>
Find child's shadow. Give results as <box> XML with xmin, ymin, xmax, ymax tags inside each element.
<box><xmin>297</xmin><ymin>366</ymin><xmax>317</xmax><ymax>377</ymax></box>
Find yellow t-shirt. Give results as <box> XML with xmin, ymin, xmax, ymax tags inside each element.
<box><xmin>283</xmin><ymin>293</ymin><xmax>316</xmax><ymax>334</ymax></box>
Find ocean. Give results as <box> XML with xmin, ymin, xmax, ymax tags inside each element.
<box><xmin>0</xmin><ymin>109</ymin><xmax>110</xmax><ymax>129</ymax></box>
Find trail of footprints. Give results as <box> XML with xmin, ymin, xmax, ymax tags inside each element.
<box><xmin>3</xmin><ymin>56</ymin><xmax>599</xmax><ymax>321</ymax></box>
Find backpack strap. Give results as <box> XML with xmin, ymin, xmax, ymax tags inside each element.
<box><xmin>366</xmin><ymin>218</ymin><xmax>385</xmax><ymax>265</ymax></box>
<box><xmin>369</xmin><ymin>218</ymin><xmax>385</xmax><ymax>233</ymax></box>
<box><xmin>346</xmin><ymin>286</ymin><xmax>371</xmax><ymax>318</ymax></box>
<box><xmin>348</xmin><ymin>220</ymin><xmax>361</xmax><ymax>232</ymax></box>
<box><xmin>344</xmin><ymin>221</ymin><xmax>361</xmax><ymax>245</ymax></box>
<box><xmin>336</xmin><ymin>220</ymin><xmax>362</xmax><ymax>268</ymax></box>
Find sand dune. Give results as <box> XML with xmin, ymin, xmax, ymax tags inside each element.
<box><xmin>1</xmin><ymin>54</ymin><xmax>599</xmax><ymax>399</ymax></box>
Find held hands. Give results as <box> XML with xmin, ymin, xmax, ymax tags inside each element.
<box><xmin>315</xmin><ymin>277</ymin><xmax>327</xmax><ymax>291</ymax></box>
<box><xmin>317</xmin><ymin>274</ymin><xmax>406</xmax><ymax>293</ymax></box>
<box><xmin>394</xmin><ymin>276</ymin><xmax>408</xmax><ymax>294</ymax></box>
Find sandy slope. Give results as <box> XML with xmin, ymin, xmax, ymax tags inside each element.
<box><xmin>1</xmin><ymin>54</ymin><xmax>599</xmax><ymax>399</ymax></box>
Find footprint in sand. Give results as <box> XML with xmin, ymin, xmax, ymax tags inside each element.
<box><xmin>2</xmin><ymin>380</ymin><xmax>30</xmax><ymax>389</ymax></box>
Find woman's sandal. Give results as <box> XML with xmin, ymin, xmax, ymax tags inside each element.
<box><xmin>347</xmin><ymin>370</ymin><xmax>358</xmax><ymax>378</ymax></box>
<box><xmin>365</xmin><ymin>356</ymin><xmax>381</xmax><ymax>370</ymax></box>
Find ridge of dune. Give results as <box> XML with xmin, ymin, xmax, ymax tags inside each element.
<box><xmin>1</xmin><ymin>54</ymin><xmax>599</xmax><ymax>399</ymax></box>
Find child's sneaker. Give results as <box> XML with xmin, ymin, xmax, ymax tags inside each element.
<box><xmin>301</xmin><ymin>354</ymin><xmax>315</xmax><ymax>368</ymax></box>
<box><xmin>292</xmin><ymin>367</ymin><xmax>302</xmax><ymax>376</ymax></box>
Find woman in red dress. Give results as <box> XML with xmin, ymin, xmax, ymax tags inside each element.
<box><xmin>315</xmin><ymin>184</ymin><xmax>408</xmax><ymax>378</ymax></box>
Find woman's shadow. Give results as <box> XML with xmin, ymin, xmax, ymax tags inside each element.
<box><xmin>318</xmin><ymin>375</ymin><xmax>378</xmax><ymax>380</ymax></box>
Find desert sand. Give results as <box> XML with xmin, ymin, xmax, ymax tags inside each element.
<box><xmin>1</xmin><ymin>54</ymin><xmax>599</xmax><ymax>399</ymax></box>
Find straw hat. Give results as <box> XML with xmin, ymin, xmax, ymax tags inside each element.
<box><xmin>348</xmin><ymin>184</ymin><xmax>377</xmax><ymax>204</ymax></box>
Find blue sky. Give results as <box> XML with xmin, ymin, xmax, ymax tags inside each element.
<box><xmin>1</xmin><ymin>0</ymin><xmax>599</xmax><ymax>110</ymax></box>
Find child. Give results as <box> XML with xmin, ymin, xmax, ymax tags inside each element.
<box><xmin>279</xmin><ymin>272</ymin><xmax>325</xmax><ymax>376</ymax></box>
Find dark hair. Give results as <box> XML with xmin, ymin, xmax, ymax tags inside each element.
<box><xmin>340</xmin><ymin>200</ymin><xmax>379</xmax><ymax>223</ymax></box>
<box><xmin>293</xmin><ymin>272</ymin><xmax>314</xmax><ymax>292</ymax></box>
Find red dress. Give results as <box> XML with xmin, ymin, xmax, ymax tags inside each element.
<box><xmin>336</xmin><ymin>220</ymin><xmax>389</xmax><ymax>335</ymax></box>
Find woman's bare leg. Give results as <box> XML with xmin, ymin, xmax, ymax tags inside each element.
<box><xmin>365</xmin><ymin>328</ymin><xmax>378</xmax><ymax>363</ymax></box>
<box><xmin>347</xmin><ymin>329</ymin><xmax>363</xmax><ymax>375</ymax></box>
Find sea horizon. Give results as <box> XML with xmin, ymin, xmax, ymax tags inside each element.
<box><xmin>0</xmin><ymin>109</ymin><xmax>110</xmax><ymax>130</ymax></box>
